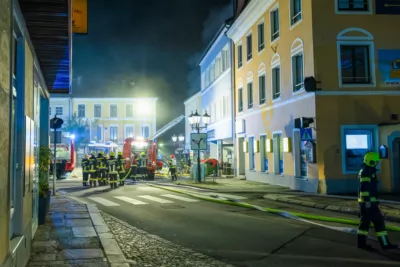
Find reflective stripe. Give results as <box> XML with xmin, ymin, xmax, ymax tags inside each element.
<box><xmin>358</xmin><ymin>198</ymin><xmax>364</xmax><ymax>203</ymax></box>
<box><xmin>360</xmin><ymin>177</ymin><xmax>371</xmax><ymax>182</ymax></box>
<box><xmin>370</xmin><ymin>197</ymin><xmax>377</xmax><ymax>202</ymax></box>
<box><xmin>357</xmin><ymin>230</ymin><xmax>368</xmax><ymax>235</ymax></box>
<box><xmin>376</xmin><ymin>231</ymin><xmax>387</xmax><ymax>237</ymax></box>
<box><xmin>360</xmin><ymin>192</ymin><xmax>370</xmax><ymax>196</ymax></box>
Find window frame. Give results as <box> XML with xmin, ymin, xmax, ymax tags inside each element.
<box><xmin>291</xmin><ymin>41</ymin><xmax>305</xmax><ymax>94</ymax></box>
<box><xmin>55</xmin><ymin>106</ymin><xmax>63</xmax><ymax>116</ymax></box>
<box><xmin>246</xmin><ymin>32</ymin><xmax>253</xmax><ymax>62</ymax></box>
<box><xmin>247</xmin><ymin>81</ymin><xmax>254</xmax><ymax>109</ymax></box>
<box><xmin>257</xmin><ymin>20</ymin><xmax>265</xmax><ymax>53</ymax></box>
<box><xmin>237</xmin><ymin>43</ymin><xmax>243</xmax><ymax>68</ymax></box>
<box><xmin>337</xmin><ymin>40</ymin><xmax>375</xmax><ymax>88</ymax></box>
<box><xmin>270</xmin><ymin>4</ymin><xmax>280</xmax><ymax>44</ymax></box>
<box><xmin>248</xmin><ymin>136</ymin><xmax>255</xmax><ymax>170</ymax></box>
<box><xmin>94</xmin><ymin>104</ymin><xmax>102</xmax><ymax>118</ymax></box>
<box><xmin>271</xmin><ymin>55</ymin><xmax>281</xmax><ymax>101</ymax></box>
<box><xmin>336</xmin><ymin>0</ymin><xmax>372</xmax><ymax>14</ymax></box>
<box><xmin>290</xmin><ymin>0</ymin><xmax>303</xmax><ymax>28</ymax></box>
<box><xmin>238</xmin><ymin>87</ymin><xmax>244</xmax><ymax>113</ymax></box>
<box><xmin>126</xmin><ymin>103</ymin><xmax>133</xmax><ymax>118</ymax></box>
<box><xmin>341</xmin><ymin>125</ymin><xmax>379</xmax><ymax>174</ymax></box>
<box><xmin>125</xmin><ymin>124</ymin><xmax>135</xmax><ymax>138</ymax></box>
<box><xmin>258</xmin><ymin>72</ymin><xmax>267</xmax><ymax>105</ymax></box>
<box><xmin>77</xmin><ymin>104</ymin><xmax>86</xmax><ymax>118</ymax></box>
<box><xmin>141</xmin><ymin>124</ymin><xmax>151</xmax><ymax>138</ymax></box>
<box><xmin>110</xmin><ymin>104</ymin><xmax>118</xmax><ymax>118</ymax></box>
<box><xmin>109</xmin><ymin>125</ymin><xmax>119</xmax><ymax>141</ymax></box>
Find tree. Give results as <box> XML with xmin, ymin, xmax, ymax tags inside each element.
<box><xmin>62</xmin><ymin>115</ymin><xmax>98</xmax><ymax>148</ymax></box>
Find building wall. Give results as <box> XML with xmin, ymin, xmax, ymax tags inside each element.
<box><xmin>228</xmin><ymin>0</ymin><xmax>317</xmax><ymax>190</ymax></box>
<box><xmin>49</xmin><ymin>96</ymin><xmax>71</xmax><ymax>121</ymax></box>
<box><xmin>311</xmin><ymin>0</ymin><xmax>400</xmax><ymax>193</ymax></box>
<box><xmin>0</xmin><ymin>0</ymin><xmax>11</xmax><ymax>263</ymax></box>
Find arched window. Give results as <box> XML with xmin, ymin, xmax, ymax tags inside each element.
<box><xmin>291</xmin><ymin>38</ymin><xmax>304</xmax><ymax>93</ymax></box>
<box><xmin>271</xmin><ymin>53</ymin><xmax>281</xmax><ymax>101</ymax></box>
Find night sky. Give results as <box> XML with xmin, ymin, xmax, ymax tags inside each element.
<box><xmin>72</xmin><ymin>0</ymin><xmax>233</xmax><ymax>131</ymax></box>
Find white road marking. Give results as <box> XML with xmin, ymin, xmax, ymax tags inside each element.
<box><xmin>138</xmin><ymin>195</ymin><xmax>174</xmax><ymax>204</ymax></box>
<box><xmin>88</xmin><ymin>197</ymin><xmax>120</xmax><ymax>207</ymax></box>
<box><xmin>161</xmin><ymin>194</ymin><xmax>199</xmax><ymax>202</ymax></box>
<box><xmin>113</xmin><ymin>196</ymin><xmax>148</xmax><ymax>205</ymax></box>
<box><xmin>213</xmin><ymin>193</ymin><xmax>247</xmax><ymax>200</ymax></box>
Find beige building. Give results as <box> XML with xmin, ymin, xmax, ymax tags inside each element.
<box><xmin>50</xmin><ymin>97</ymin><xmax>157</xmax><ymax>144</ymax></box>
<box><xmin>228</xmin><ymin>0</ymin><xmax>400</xmax><ymax>194</ymax></box>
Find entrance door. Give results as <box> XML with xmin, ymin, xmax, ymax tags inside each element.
<box><xmin>238</xmin><ymin>137</ymin><xmax>245</xmax><ymax>175</ymax></box>
<box><xmin>392</xmin><ymin>137</ymin><xmax>400</xmax><ymax>192</ymax></box>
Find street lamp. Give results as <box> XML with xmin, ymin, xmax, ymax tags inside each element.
<box><xmin>189</xmin><ymin>110</ymin><xmax>210</xmax><ymax>183</ymax></box>
<box><xmin>172</xmin><ymin>134</ymin><xmax>178</xmax><ymax>142</ymax></box>
<box><xmin>178</xmin><ymin>134</ymin><xmax>184</xmax><ymax>142</ymax></box>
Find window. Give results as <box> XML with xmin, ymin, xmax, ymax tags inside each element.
<box><xmin>126</xmin><ymin>104</ymin><xmax>133</xmax><ymax>117</ymax></box>
<box><xmin>338</xmin><ymin>0</ymin><xmax>368</xmax><ymax>11</ymax></box>
<box><xmin>55</xmin><ymin>107</ymin><xmax>63</xmax><ymax>116</ymax></box>
<box><xmin>110</xmin><ymin>104</ymin><xmax>118</xmax><ymax>118</ymax></box>
<box><xmin>78</xmin><ymin>104</ymin><xmax>85</xmax><ymax>118</ymax></box>
<box><xmin>342</xmin><ymin>128</ymin><xmax>375</xmax><ymax>173</ymax></box>
<box><xmin>49</xmin><ymin>106</ymin><xmax>52</xmax><ymax>116</ymax></box>
<box><xmin>260</xmin><ymin>135</ymin><xmax>268</xmax><ymax>172</ymax></box>
<box><xmin>126</xmin><ymin>126</ymin><xmax>134</xmax><ymax>138</ymax></box>
<box><xmin>259</xmin><ymin>75</ymin><xmax>266</xmax><ymax>104</ymax></box>
<box><xmin>205</xmin><ymin>67</ymin><xmax>210</xmax><ymax>86</ymax></box>
<box><xmin>270</xmin><ymin>8</ymin><xmax>280</xmax><ymax>42</ymax></box>
<box><xmin>273</xmin><ymin>133</ymin><xmax>284</xmax><ymax>174</ymax></box>
<box><xmin>248</xmin><ymin>137</ymin><xmax>255</xmax><ymax>170</ymax></box>
<box><xmin>238</xmin><ymin>44</ymin><xmax>243</xmax><ymax>68</ymax></box>
<box><xmin>141</xmin><ymin>125</ymin><xmax>150</xmax><ymax>138</ymax></box>
<box><xmin>210</xmin><ymin>62</ymin><xmax>215</xmax><ymax>82</ymax></box>
<box><xmin>238</xmin><ymin>88</ymin><xmax>243</xmax><ymax>112</ymax></box>
<box><xmin>258</xmin><ymin>22</ymin><xmax>265</xmax><ymax>51</ymax></box>
<box><xmin>272</xmin><ymin>66</ymin><xmax>281</xmax><ymax>99</ymax></box>
<box><xmin>292</xmin><ymin>53</ymin><xmax>304</xmax><ymax>92</ymax></box>
<box><xmin>340</xmin><ymin>45</ymin><xmax>371</xmax><ymax>84</ymax></box>
<box><xmin>247</xmin><ymin>82</ymin><xmax>253</xmax><ymax>109</ymax></box>
<box><xmin>222</xmin><ymin>48</ymin><xmax>229</xmax><ymax>71</ymax></box>
<box><xmin>94</xmin><ymin>104</ymin><xmax>101</xmax><ymax>118</ymax></box>
<box><xmin>223</xmin><ymin>96</ymin><xmax>228</xmax><ymax>118</ymax></box>
<box><xmin>246</xmin><ymin>34</ymin><xmax>252</xmax><ymax>61</ymax></box>
<box><xmin>291</xmin><ymin>0</ymin><xmax>302</xmax><ymax>25</ymax></box>
<box><xmin>110</xmin><ymin>126</ymin><xmax>118</xmax><ymax>141</ymax></box>
<box><xmin>216</xmin><ymin>56</ymin><xmax>222</xmax><ymax>77</ymax></box>
<box><xmin>201</xmin><ymin>72</ymin><xmax>205</xmax><ymax>88</ymax></box>
<box><xmin>92</xmin><ymin>125</ymin><xmax>102</xmax><ymax>141</ymax></box>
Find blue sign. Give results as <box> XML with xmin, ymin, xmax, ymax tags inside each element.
<box><xmin>378</xmin><ymin>50</ymin><xmax>400</xmax><ymax>86</ymax></box>
<box><xmin>300</xmin><ymin>128</ymin><xmax>312</xmax><ymax>141</ymax></box>
<box><xmin>376</xmin><ymin>0</ymin><xmax>400</xmax><ymax>14</ymax></box>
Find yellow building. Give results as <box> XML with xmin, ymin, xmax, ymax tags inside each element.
<box><xmin>50</xmin><ymin>97</ymin><xmax>157</xmax><ymax>144</ymax></box>
<box><xmin>227</xmin><ymin>0</ymin><xmax>400</xmax><ymax>194</ymax></box>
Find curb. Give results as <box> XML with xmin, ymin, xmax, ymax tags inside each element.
<box><xmin>264</xmin><ymin>195</ymin><xmax>400</xmax><ymax>223</ymax></box>
<box><xmin>147</xmin><ymin>183</ymin><xmax>400</xmax><ymax>232</ymax></box>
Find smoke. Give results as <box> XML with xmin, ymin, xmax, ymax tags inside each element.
<box><xmin>186</xmin><ymin>0</ymin><xmax>233</xmax><ymax>96</ymax></box>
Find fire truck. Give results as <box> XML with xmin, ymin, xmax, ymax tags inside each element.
<box><xmin>122</xmin><ymin>115</ymin><xmax>185</xmax><ymax>180</ymax></box>
<box><xmin>50</xmin><ymin>133</ymin><xmax>76</xmax><ymax>179</ymax></box>
<box><xmin>87</xmin><ymin>141</ymin><xmax>119</xmax><ymax>155</ymax></box>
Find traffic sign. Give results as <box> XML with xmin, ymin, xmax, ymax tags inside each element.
<box><xmin>190</xmin><ymin>133</ymin><xmax>207</xmax><ymax>150</ymax></box>
<box><xmin>300</xmin><ymin>128</ymin><xmax>312</xmax><ymax>141</ymax></box>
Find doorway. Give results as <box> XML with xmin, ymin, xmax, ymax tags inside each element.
<box><xmin>238</xmin><ymin>137</ymin><xmax>245</xmax><ymax>175</ymax></box>
<box><xmin>391</xmin><ymin>137</ymin><xmax>400</xmax><ymax>192</ymax></box>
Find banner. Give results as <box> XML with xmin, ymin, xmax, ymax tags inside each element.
<box><xmin>72</xmin><ymin>0</ymin><xmax>88</xmax><ymax>34</ymax></box>
<box><xmin>378</xmin><ymin>50</ymin><xmax>400</xmax><ymax>87</ymax></box>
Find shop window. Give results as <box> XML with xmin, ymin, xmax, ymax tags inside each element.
<box><xmin>273</xmin><ymin>133</ymin><xmax>284</xmax><ymax>174</ymax></box>
<box><xmin>260</xmin><ymin>135</ymin><xmax>268</xmax><ymax>172</ymax></box>
<box><xmin>342</xmin><ymin>127</ymin><xmax>375</xmax><ymax>173</ymax></box>
<box><xmin>248</xmin><ymin>137</ymin><xmax>255</xmax><ymax>170</ymax></box>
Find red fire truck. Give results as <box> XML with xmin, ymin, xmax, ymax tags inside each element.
<box><xmin>50</xmin><ymin>133</ymin><xmax>76</xmax><ymax>179</ymax></box>
<box><xmin>122</xmin><ymin>115</ymin><xmax>185</xmax><ymax>180</ymax></box>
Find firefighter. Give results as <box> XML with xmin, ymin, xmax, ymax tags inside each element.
<box><xmin>117</xmin><ymin>151</ymin><xmax>127</xmax><ymax>186</ymax></box>
<box><xmin>88</xmin><ymin>151</ymin><xmax>98</xmax><ymax>187</ymax></box>
<box><xmin>169</xmin><ymin>154</ymin><xmax>177</xmax><ymax>181</ymax></box>
<box><xmin>81</xmin><ymin>154</ymin><xmax>90</xmax><ymax>186</ymax></box>
<box><xmin>138</xmin><ymin>152</ymin><xmax>147</xmax><ymax>180</ymax></box>
<box><xmin>357</xmin><ymin>152</ymin><xmax>398</xmax><ymax>250</ymax></box>
<box><xmin>130</xmin><ymin>155</ymin><xmax>138</xmax><ymax>182</ymax></box>
<box><xmin>96</xmin><ymin>151</ymin><xmax>108</xmax><ymax>186</ymax></box>
<box><xmin>107</xmin><ymin>152</ymin><xmax>119</xmax><ymax>189</ymax></box>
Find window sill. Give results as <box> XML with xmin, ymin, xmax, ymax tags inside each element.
<box><xmin>258</xmin><ymin>46</ymin><xmax>265</xmax><ymax>55</ymax></box>
<box><xmin>339</xmin><ymin>82</ymin><xmax>376</xmax><ymax>88</ymax></box>
<box><xmin>238</xmin><ymin>65</ymin><xmax>243</xmax><ymax>71</ymax></box>
<box><xmin>247</xmin><ymin>108</ymin><xmax>254</xmax><ymax>112</ymax></box>
<box><xmin>290</xmin><ymin>18</ymin><xmax>303</xmax><ymax>31</ymax></box>
<box><xmin>259</xmin><ymin>102</ymin><xmax>267</xmax><ymax>107</ymax></box>
<box><xmin>336</xmin><ymin>10</ymin><xmax>372</xmax><ymax>15</ymax></box>
<box><xmin>292</xmin><ymin>88</ymin><xmax>305</xmax><ymax>95</ymax></box>
<box><xmin>272</xmin><ymin>97</ymin><xmax>282</xmax><ymax>103</ymax></box>
<box><xmin>271</xmin><ymin>37</ymin><xmax>280</xmax><ymax>46</ymax></box>
<box><xmin>247</xmin><ymin>57</ymin><xmax>253</xmax><ymax>64</ymax></box>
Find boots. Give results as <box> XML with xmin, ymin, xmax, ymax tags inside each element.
<box><xmin>378</xmin><ymin>236</ymin><xmax>398</xmax><ymax>250</ymax></box>
<box><xmin>357</xmin><ymin>235</ymin><xmax>373</xmax><ymax>250</ymax></box>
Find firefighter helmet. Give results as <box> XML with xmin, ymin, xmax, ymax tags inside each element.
<box><xmin>110</xmin><ymin>151</ymin><xmax>115</xmax><ymax>157</ymax></box>
<box><xmin>170</xmin><ymin>154</ymin><xmax>175</xmax><ymax>159</ymax></box>
<box><xmin>118</xmin><ymin>151</ymin><xmax>123</xmax><ymax>156</ymax></box>
<box><xmin>364</xmin><ymin>152</ymin><xmax>380</xmax><ymax>167</ymax></box>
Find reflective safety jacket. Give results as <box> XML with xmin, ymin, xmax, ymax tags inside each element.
<box><xmin>358</xmin><ymin>165</ymin><xmax>378</xmax><ymax>204</ymax></box>
<box><xmin>117</xmin><ymin>156</ymin><xmax>126</xmax><ymax>174</ymax></box>
<box><xmin>169</xmin><ymin>158</ymin><xmax>177</xmax><ymax>168</ymax></box>
<box><xmin>107</xmin><ymin>157</ymin><xmax>119</xmax><ymax>174</ymax></box>
<box><xmin>88</xmin><ymin>156</ymin><xmax>97</xmax><ymax>173</ymax></box>
<box><xmin>82</xmin><ymin>158</ymin><xmax>90</xmax><ymax>173</ymax></box>
<box><xmin>96</xmin><ymin>155</ymin><xmax>107</xmax><ymax>170</ymax></box>
<box><xmin>139</xmin><ymin>157</ymin><xmax>146</xmax><ymax>168</ymax></box>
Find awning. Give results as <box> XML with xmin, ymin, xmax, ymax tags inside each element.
<box><xmin>19</xmin><ymin>0</ymin><xmax>71</xmax><ymax>94</ymax></box>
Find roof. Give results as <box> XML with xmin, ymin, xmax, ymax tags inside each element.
<box><xmin>19</xmin><ymin>0</ymin><xmax>71</xmax><ymax>94</ymax></box>
<box><xmin>197</xmin><ymin>23</ymin><xmax>230</xmax><ymax>67</ymax></box>
<box><xmin>183</xmin><ymin>91</ymin><xmax>201</xmax><ymax>105</ymax></box>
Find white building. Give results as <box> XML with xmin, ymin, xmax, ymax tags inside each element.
<box><xmin>184</xmin><ymin>92</ymin><xmax>202</xmax><ymax>153</ymax></box>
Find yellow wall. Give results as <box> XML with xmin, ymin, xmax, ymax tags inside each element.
<box><xmin>233</xmin><ymin>0</ymin><xmax>316</xmax><ymax>177</ymax></box>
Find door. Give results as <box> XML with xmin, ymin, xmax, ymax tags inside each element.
<box><xmin>391</xmin><ymin>137</ymin><xmax>400</xmax><ymax>192</ymax></box>
<box><xmin>238</xmin><ymin>137</ymin><xmax>245</xmax><ymax>175</ymax></box>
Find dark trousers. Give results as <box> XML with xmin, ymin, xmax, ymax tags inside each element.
<box><xmin>83</xmin><ymin>172</ymin><xmax>89</xmax><ymax>185</ymax></box>
<box><xmin>98</xmin><ymin>169</ymin><xmax>107</xmax><ymax>184</ymax></box>
<box><xmin>109</xmin><ymin>173</ymin><xmax>118</xmax><ymax>188</ymax></box>
<box><xmin>359</xmin><ymin>204</ymin><xmax>386</xmax><ymax>233</ymax></box>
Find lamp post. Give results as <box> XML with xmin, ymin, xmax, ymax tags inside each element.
<box><xmin>189</xmin><ymin>110</ymin><xmax>210</xmax><ymax>183</ymax></box>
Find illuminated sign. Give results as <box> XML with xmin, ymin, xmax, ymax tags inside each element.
<box><xmin>376</xmin><ymin>0</ymin><xmax>400</xmax><ymax>14</ymax></box>
<box><xmin>72</xmin><ymin>0</ymin><xmax>88</xmax><ymax>34</ymax></box>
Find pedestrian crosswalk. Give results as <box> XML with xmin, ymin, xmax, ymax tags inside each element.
<box><xmin>88</xmin><ymin>194</ymin><xmax>200</xmax><ymax>207</ymax></box>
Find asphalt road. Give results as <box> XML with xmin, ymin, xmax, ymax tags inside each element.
<box><xmin>57</xmin><ymin>179</ymin><xmax>400</xmax><ymax>267</ymax></box>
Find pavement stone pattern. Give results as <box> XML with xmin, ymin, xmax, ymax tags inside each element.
<box><xmin>102</xmin><ymin>212</ymin><xmax>235</xmax><ymax>267</ymax></box>
<box><xmin>27</xmin><ymin>195</ymin><xmax>129</xmax><ymax>267</ymax></box>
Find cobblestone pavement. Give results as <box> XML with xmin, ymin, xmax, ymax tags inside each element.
<box><xmin>102</xmin><ymin>212</ymin><xmax>235</xmax><ymax>267</ymax></box>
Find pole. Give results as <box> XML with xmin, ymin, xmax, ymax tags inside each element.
<box><xmin>197</xmin><ymin>127</ymin><xmax>201</xmax><ymax>183</ymax></box>
<box><xmin>53</xmin><ymin>129</ymin><xmax>57</xmax><ymax>196</ymax></box>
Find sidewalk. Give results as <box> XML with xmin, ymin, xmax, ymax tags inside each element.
<box><xmin>28</xmin><ymin>195</ymin><xmax>129</xmax><ymax>267</ymax></box>
<box><xmin>172</xmin><ymin>178</ymin><xmax>400</xmax><ymax>223</ymax></box>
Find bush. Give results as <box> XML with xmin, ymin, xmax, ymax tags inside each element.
<box><xmin>39</xmin><ymin>146</ymin><xmax>51</xmax><ymax>197</ymax></box>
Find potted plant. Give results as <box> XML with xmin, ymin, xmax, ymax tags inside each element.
<box><xmin>38</xmin><ymin>146</ymin><xmax>51</xmax><ymax>224</ymax></box>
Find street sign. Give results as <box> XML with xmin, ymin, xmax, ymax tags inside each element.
<box><xmin>300</xmin><ymin>128</ymin><xmax>312</xmax><ymax>141</ymax></box>
<box><xmin>190</xmin><ymin>133</ymin><xmax>207</xmax><ymax>150</ymax></box>
<box><xmin>50</xmin><ymin>116</ymin><xmax>64</xmax><ymax>129</ymax></box>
